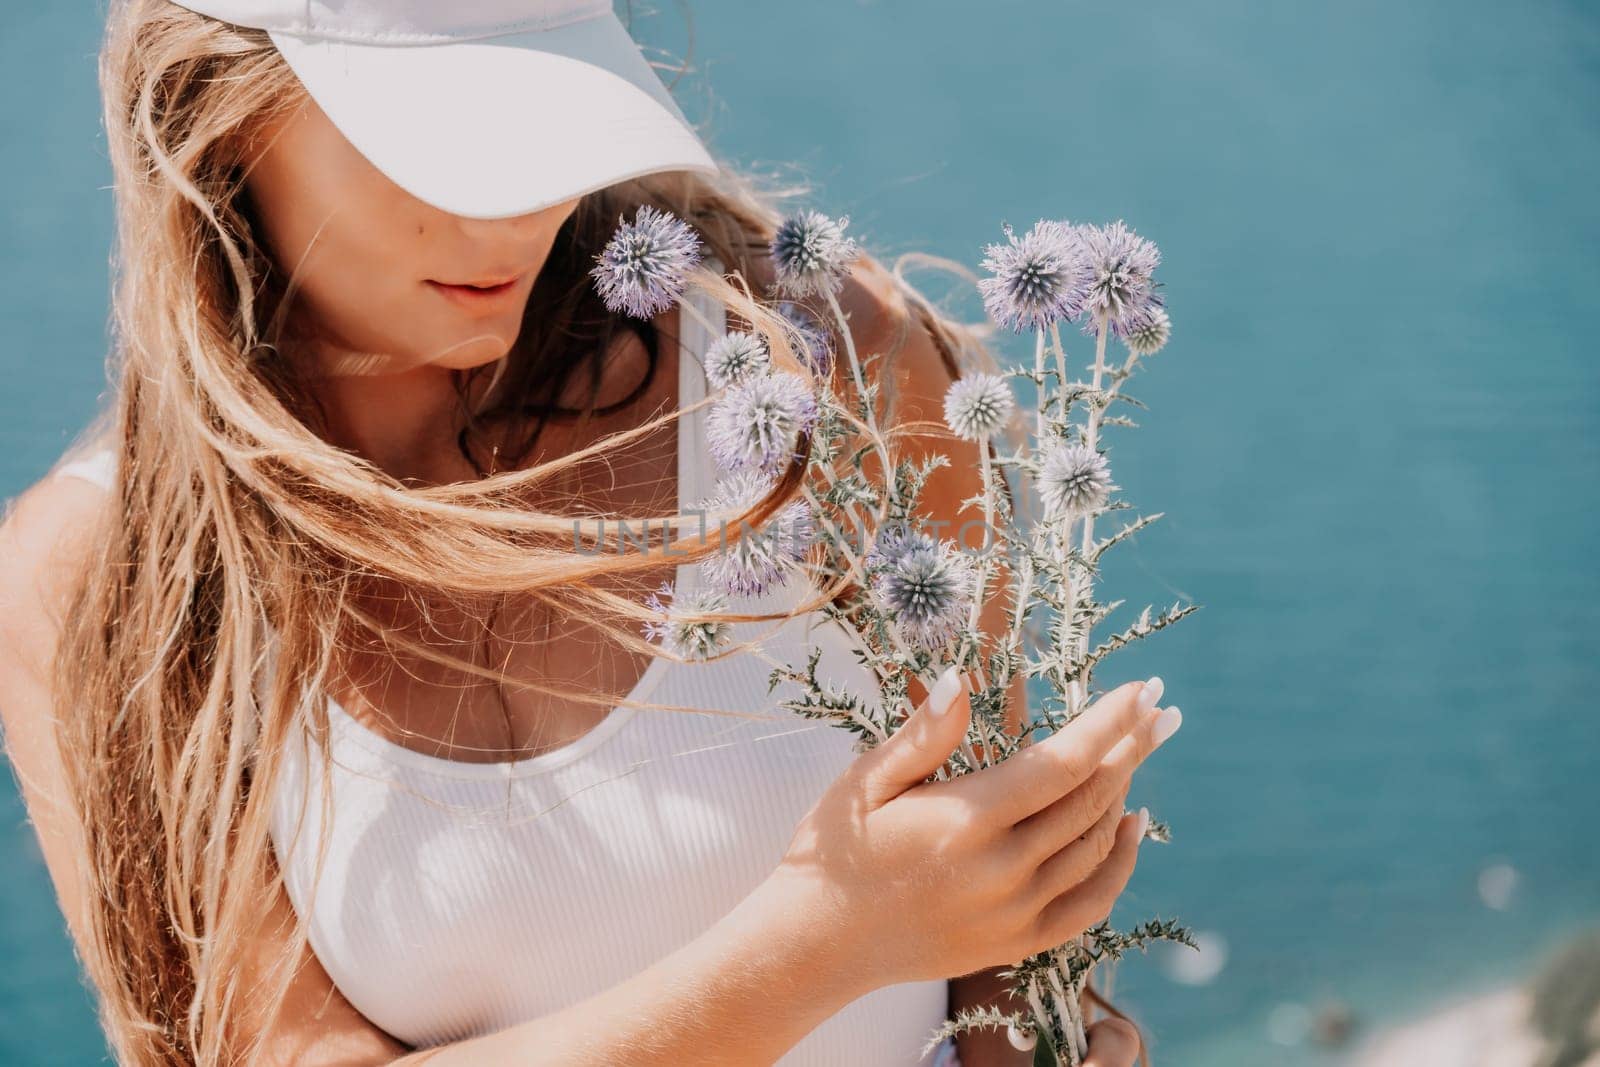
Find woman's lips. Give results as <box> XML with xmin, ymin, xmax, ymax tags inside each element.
<box><xmin>426</xmin><ymin>275</ymin><xmax>524</xmax><ymax>310</ymax></box>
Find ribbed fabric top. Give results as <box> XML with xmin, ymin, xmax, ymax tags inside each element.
<box><xmin>51</xmin><ymin>282</ymin><xmax>959</xmax><ymax>1066</ymax></box>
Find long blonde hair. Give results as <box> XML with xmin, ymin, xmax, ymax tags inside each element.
<box><xmin>54</xmin><ymin>2</ymin><xmax>1131</xmax><ymax>1064</ymax></box>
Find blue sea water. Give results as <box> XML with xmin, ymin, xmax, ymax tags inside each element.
<box><xmin>2</xmin><ymin>2</ymin><xmax>1596</xmax><ymax>1065</ymax></box>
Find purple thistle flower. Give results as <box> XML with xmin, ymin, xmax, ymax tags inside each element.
<box><xmin>705</xmin><ymin>371</ymin><xmax>821</xmax><ymax>474</ymax></box>
<box><xmin>1125</xmin><ymin>305</ymin><xmax>1172</xmax><ymax>356</ymax></box>
<box><xmin>770</xmin><ymin>210</ymin><xmax>859</xmax><ymax>298</ymax></box>
<box><xmin>590</xmin><ymin>205</ymin><xmax>704</xmax><ymax>319</ymax></box>
<box><xmin>1075</xmin><ymin>220</ymin><xmax>1162</xmax><ymax>338</ymax></box>
<box><xmin>872</xmin><ymin>536</ymin><xmax>975</xmax><ymax>652</ymax></box>
<box><xmin>696</xmin><ymin>470</ymin><xmax>814</xmax><ymax>597</ymax></box>
<box><xmin>864</xmin><ymin>523</ymin><xmax>930</xmax><ymax>575</ymax></box>
<box><xmin>943</xmin><ymin>372</ymin><xmax>1017</xmax><ymax>442</ymax></box>
<box><xmin>705</xmin><ymin>331</ymin><xmax>771</xmax><ymax>389</ymax></box>
<box><xmin>1037</xmin><ymin>440</ymin><xmax>1115</xmax><ymax>519</ymax></box>
<box><xmin>776</xmin><ymin>301</ymin><xmax>834</xmax><ymax>375</ymax></box>
<box><xmin>643</xmin><ymin>580</ymin><xmax>731</xmax><ymax>660</ymax></box>
<box><xmin>978</xmin><ymin>219</ymin><xmax>1092</xmax><ymax>333</ymax></box>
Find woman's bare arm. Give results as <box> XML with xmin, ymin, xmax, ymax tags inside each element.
<box><xmin>396</xmin><ymin>871</ymin><xmax>864</xmax><ymax>1066</ymax></box>
<box><xmin>0</xmin><ymin>478</ymin><xmax>108</xmax><ymax>998</ymax></box>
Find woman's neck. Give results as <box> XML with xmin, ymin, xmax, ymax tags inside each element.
<box><xmin>312</xmin><ymin>361</ymin><xmax>474</xmax><ymax>485</ymax></box>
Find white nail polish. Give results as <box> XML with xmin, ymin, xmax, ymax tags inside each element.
<box><xmin>927</xmin><ymin>666</ymin><xmax>962</xmax><ymax>717</ymax></box>
<box><xmin>1138</xmin><ymin>807</ymin><xmax>1151</xmax><ymax>838</ymax></box>
<box><xmin>1138</xmin><ymin>676</ymin><xmax>1165</xmax><ymax>711</ymax></box>
<box><xmin>1152</xmin><ymin>705</ymin><xmax>1183</xmax><ymax>746</ymax></box>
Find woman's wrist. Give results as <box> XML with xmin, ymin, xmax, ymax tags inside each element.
<box><xmin>741</xmin><ymin>865</ymin><xmax>881</xmax><ymax>1006</ymax></box>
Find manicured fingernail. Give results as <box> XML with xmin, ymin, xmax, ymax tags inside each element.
<box><xmin>1137</xmin><ymin>807</ymin><xmax>1151</xmax><ymax>838</ymax></box>
<box><xmin>1152</xmin><ymin>705</ymin><xmax>1183</xmax><ymax>746</ymax></box>
<box><xmin>1138</xmin><ymin>676</ymin><xmax>1165</xmax><ymax>711</ymax></box>
<box><xmin>928</xmin><ymin>666</ymin><xmax>962</xmax><ymax>717</ymax></box>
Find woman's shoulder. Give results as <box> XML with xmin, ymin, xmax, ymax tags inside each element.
<box><xmin>0</xmin><ymin>444</ymin><xmax>117</xmax><ymax>670</ymax></box>
<box><xmin>0</xmin><ymin>445</ymin><xmax>128</xmax><ymax>1014</ymax></box>
<box><xmin>830</xmin><ymin>254</ymin><xmax>968</xmax><ymax>424</ymax></box>
<box><xmin>5</xmin><ymin>435</ymin><xmax>118</xmax><ymax>543</ymax></box>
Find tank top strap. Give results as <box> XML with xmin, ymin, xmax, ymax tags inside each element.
<box><xmin>675</xmin><ymin>259</ymin><xmax>727</xmax><ymax>524</ymax></box>
<box><xmin>52</xmin><ymin>446</ymin><xmax>118</xmax><ymax>494</ymax></box>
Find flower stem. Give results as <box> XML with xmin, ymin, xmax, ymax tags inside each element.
<box><xmin>1046</xmin><ymin>961</ymin><xmax>1088</xmax><ymax>1064</ymax></box>
<box><xmin>1074</xmin><ymin>317</ymin><xmax>1111</xmax><ymax>670</ymax></box>
<box><xmin>823</xmin><ymin>288</ymin><xmax>878</xmax><ymax>437</ymax></box>
<box><xmin>1033</xmin><ymin>328</ymin><xmax>1048</xmax><ymax>440</ymax></box>
<box><xmin>959</xmin><ymin>448</ymin><xmax>996</xmax><ymax>645</ymax></box>
<box><xmin>1025</xmin><ymin>977</ymin><xmax>1062</xmax><ymax>1063</ymax></box>
<box><xmin>1042</xmin><ymin>969</ymin><xmax>1082</xmax><ymax>1065</ymax></box>
<box><xmin>1049</xmin><ymin>321</ymin><xmax>1070</xmax><ymax>425</ymax></box>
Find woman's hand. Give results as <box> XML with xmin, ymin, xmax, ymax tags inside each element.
<box><xmin>768</xmin><ymin>668</ymin><xmax>1180</xmax><ymax>989</ymax></box>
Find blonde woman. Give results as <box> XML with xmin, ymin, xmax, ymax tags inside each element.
<box><xmin>0</xmin><ymin>2</ymin><xmax>1175</xmax><ymax>1064</ymax></box>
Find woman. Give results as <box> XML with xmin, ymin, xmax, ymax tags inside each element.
<box><xmin>0</xmin><ymin>1</ymin><xmax>1177</xmax><ymax>1064</ymax></box>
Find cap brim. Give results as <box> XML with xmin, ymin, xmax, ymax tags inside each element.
<box><xmin>268</xmin><ymin>14</ymin><xmax>719</xmax><ymax>220</ymax></box>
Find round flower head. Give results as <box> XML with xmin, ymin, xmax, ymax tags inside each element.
<box><xmin>1125</xmin><ymin>305</ymin><xmax>1172</xmax><ymax>356</ymax></box>
<box><xmin>770</xmin><ymin>210</ymin><xmax>858</xmax><ymax>297</ymax></box>
<box><xmin>697</xmin><ymin>470</ymin><xmax>814</xmax><ymax>597</ymax></box>
<box><xmin>643</xmin><ymin>581</ymin><xmax>732</xmax><ymax>660</ymax></box>
<box><xmin>978</xmin><ymin>219</ymin><xmax>1092</xmax><ymax>333</ymax></box>
<box><xmin>705</xmin><ymin>331</ymin><xmax>771</xmax><ymax>389</ymax></box>
<box><xmin>1076</xmin><ymin>220</ymin><xmax>1162</xmax><ymax>337</ymax></box>
<box><xmin>873</xmin><ymin>536</ymin><xmax>975</xmax><ymax>652</ymax></box>
<box><xmin>705</xmin><ymin>371</ymin><xmax>821</xmax><ymax>474</ymax></box>
<box><xmin>590</xmin><ymin>205</ymin><xmax>704</xmax><ymax>319</ymax></box>
<box><xmin>864</xmin><ymin>522</ymin><xmax>921</xmax><ymax>572</ymax></box>
<box><xmin>942</xmin><ymin>372</ymin><xmax>1016</xmax><ymax>442</ymax></box>
<box><xmin>1037</xmin><ymin>441</ymin><xmax>1115</xmax><ymax>519</ymax></box>
<box><xmin>776</xmin><ymin>301</ymin><xmax>834</xmax><ymax>375</ymax></box>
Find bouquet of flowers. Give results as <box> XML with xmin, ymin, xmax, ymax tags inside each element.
<box><xmin>592</xmin><ymin>203</ymin><xmax>1195</xmax><ymax>1065</ymax></box>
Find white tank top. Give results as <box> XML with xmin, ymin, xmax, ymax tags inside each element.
<box><xmin>52</xmin><ymin>283</ymin><xmax>961</xmax><ymax>1067</ymax></box>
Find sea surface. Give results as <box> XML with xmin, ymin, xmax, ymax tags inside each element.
<box><xmin>2</xmin><ymin>3</ymin><xmax>1597</xmax><ymax>1065</ymax></box>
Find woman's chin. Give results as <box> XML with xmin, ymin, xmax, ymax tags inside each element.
<box><xmin>424</xmin><ymin>333</ymin><xmax>517</xmax><ymax>372</ymax></box>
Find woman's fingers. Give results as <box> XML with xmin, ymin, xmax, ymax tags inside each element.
<box><xmin>1081</xmin><ymin>1018</ymin><xmax>1142</xmax><ymax>1067</ymax></box>
<box><xmin>855</xmin><ymin>668</ymin><xmax>973</xmax><ymax>806</ymax></box>
<box><xmin>1029</xmin><ymin>809</ymin><xmax>1147</xmax><ymax>947</ymax></box>
<box><xmin>1010</xmin><ymin>700</ymin><xmax>1179</xmax><ymax>866</ymax></box>
<box><xmin>1026</xmin><ymin>793</ymin><xmax>1128</xmax><ymax>904</ymax></box>
<box><xmin>958</xmin><ymin>678</ymin><xmax>1167</xmax><ymax>827</ymax></box>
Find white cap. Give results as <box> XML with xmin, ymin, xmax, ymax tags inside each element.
<box><xmin>170</xmin><ymin>0</ymin><xmax>720</xmax><ymax>219</ymax></box>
